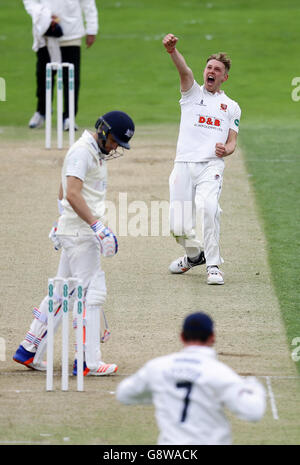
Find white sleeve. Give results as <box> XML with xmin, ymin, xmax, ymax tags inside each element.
<box><xmin>23</xmin><ymin>0</ymin><xmax>51</xmax><ymax>36</ymax></box>
<box><xmin>229</xmin><ymin>102</ymin><xmax>241</xmax><ymax>133</ymax></box>
<box><xmin>116</xmin><ymin>363</ymin><xmax>152</xmax><ymax>405</ymax></box>
<box><xmin>79</xmin><ymin>0</ymin><xmax>99</xmax><ymax>35</ymax></box>
<box><xmin>23</xmin><ymin>0</ymin><xmax>41</xmax><ymax>17</ymax></box>
<box><xmin>221</xmin><ymin>376</ymin><xmax>266</xmax><ymax>422</ymax></box>
<box><xmin>179</xmin><ymin>80</ymin><xmax>201</xmax><ymax>105</ymax></box>
<box><xmin>65</xmin><ymin>148</ymin><xmax>92</xmax><ymax>181</ymax></box>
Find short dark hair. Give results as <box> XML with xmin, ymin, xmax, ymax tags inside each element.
<box><xmin>206</xmin><ymin>53</ymin><xmax>231</xmax><ymax>73</ymax></box>
<box><xmin>182</xmin><ymin>329</ymin><xmax>212</xmax><ymax>343</ymax></box>
<box><xmin>182</xmin><ymin>312</ymin><xmax>214</xmax><ymax>343</ymax></box>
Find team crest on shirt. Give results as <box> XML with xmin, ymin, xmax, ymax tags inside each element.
<box><xmin>220</xmin><ymin>103</ymin><xmax>227</xmax><ymax>111</ymax></box>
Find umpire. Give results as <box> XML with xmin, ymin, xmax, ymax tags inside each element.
<box><xmin>23</xmin><ymin>0</ymin><xmax>99</xmax><ymax>131</ymax></box>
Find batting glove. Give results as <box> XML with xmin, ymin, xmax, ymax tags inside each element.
<box><xmin>90</xmin><ymin>220</ymin><xmax>118</xmax><ymax>257</ymax></box>
<box><xmin>48</xmin><ymin>221</ymin><xmax>62</xmax><ymax>250</ymax></box>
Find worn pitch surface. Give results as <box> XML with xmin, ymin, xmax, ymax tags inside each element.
<box><xmin>0</xmin><ymin>126</ymin><xmax>298</xmax><ymax>445</ymax></box>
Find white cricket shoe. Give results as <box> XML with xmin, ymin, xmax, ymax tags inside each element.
<box><xmin>73</xmin><ymin>359</ymin><xmax>118</xmax><ymax>376</ymax></box>
<box><xmin>169</xmin><ymin>251</ymin><xmax>206</xmax><ymax>274</ymax></box>
<box><xmin>31</xmin><ymin>360</ymin><xmax>47</xmax><ymax>371</ymax></box>
<box><xmin>207</xmin><ymin>266</ymin><xmax>224</xmax><ymax>285</ymax></box>
<box><xmin>85</xmin><ymin>362</ymin><xmax>118</xmax><ymax>376</ymax></box>
<box><xmin>29</xmin><ymin>111</ymin><xmax>45</xmax><ymax>129</ymax></box>
<box><xmin>63</xmin><ymin>118</ymin><xmax>78</xmax><ymax>132</ymax></box>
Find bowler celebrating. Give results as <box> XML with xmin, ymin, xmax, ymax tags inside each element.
<box><xmin>163</xmin><ymin>33</ymin><xmax>241</xmax><ymax>285</ymax></box>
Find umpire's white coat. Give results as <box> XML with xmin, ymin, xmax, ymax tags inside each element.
<box><xmin>23</xmin><ymin>0</ymin><xmax>98</xmax><ymax>51</ymax></box>
<box><xmin>117</xmin><ymin>346</ymin><xmax>266</xmax><ymax>445</ymax></box>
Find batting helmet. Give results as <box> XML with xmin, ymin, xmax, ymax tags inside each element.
<box><xmin>95</xmin><ymin>111</ymin><xmax>135</xmax><ymax>153</ymax></box>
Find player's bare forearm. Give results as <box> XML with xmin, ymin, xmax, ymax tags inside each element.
<box><xmin>225</xmin><ymin>140</ymin><xmax>237</xmax><ymax>156</ymax></box>
<box><xmin>67</xmin><ymin>192</ymin><xmax>96</xmax><ymax>224</ymax></box>
<box><xmin>66</xmin><ymin>176</ymin><xmax>97</xmax><ymax>225</ymax></box>
<box><xmin>86</xmin><ymin>34</ymin><xmax>96</xmax><ymax>48</ymax></box>
<box><xmin>215</xmin><ymin>142</ymin><xmax>236</xmax><ymax>158</ymax></box>
<box><xmin>58</xmin><ymin>182</ymin><xmax>63</xmax><ymax>201</ymax></box>
<box><xmin>215</xmin><ymin>129</ymin><xmax>238</xmax><ymax>158</ymax></box>
<box><xmin>163</xmin><ymin>33</ymin><xmax>194</xmax><ymax>92</ymax></box>
<box><xmin>67</xmin><ymin>190</ymin><xmax>97</xmax><ymax>225</ymax></box>
<box><xmin>171</xmin><ymin>49</ymin><xmax>194</xmax><ymax>91</ymax></box>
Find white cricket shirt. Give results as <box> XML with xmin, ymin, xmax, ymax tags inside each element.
<box><xmin>175</xmin><ymin>81</ymin><xmax>241</xmax><ymax>162</ymax></box>
<box><xmin>57</xmin><ymin>130</ymin><xmax>107</xmax><ymax>236</ymax></box>
<box><xmin>117</xmin><ymin>346</ymin><xmax>265</xmax><ymax>445</ymax></box>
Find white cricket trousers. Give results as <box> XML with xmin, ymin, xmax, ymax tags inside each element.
<box><xmin>23</xmin><ymin>235</ymin><xmax>106</xmax><ymax>366</ymax></box>
<box><xmin>169</xmin><ymin>159</ymin><xmax>225</xmax><ymax>267</ymax></box>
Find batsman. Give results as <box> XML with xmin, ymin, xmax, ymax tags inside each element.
<box><xmin>13</xmin><ymin>111</ymin><xmax>135</xmax><ymax>375</ymax></box>
<box><xmin>163</xmin><ymin>34</ymin><xmax>241</xmax><ymax>285</ymax></box>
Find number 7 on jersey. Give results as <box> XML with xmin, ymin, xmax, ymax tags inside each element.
<box><xmin>176</xmin><ymin>381</ymin><xmax>193</xmax><ymax>422</ymax></box>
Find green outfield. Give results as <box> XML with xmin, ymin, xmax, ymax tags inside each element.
<box><xmin>1</xmin><ymin>0</ymin><xmax>300</xmax><ymax>125</ymax></box>
<box><xmin>0</xmin><ymin>0</ymin><xmax>299</xmax><ymax>446</ymax></box>
<box><xmin>241</xmin><ymin>124</ymin><xmax>300</xmax><ymax>352</ymax></box>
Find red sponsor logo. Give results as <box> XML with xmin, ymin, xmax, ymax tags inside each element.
<box><xmin>220</xmin><ymin>104</ymin><xmax>227</xmax><ymax>111</ymax></box>
<box><xmin>198</xmin><ymin>116</ymin><xmax>221</xmax><ymax>127</ymax></box>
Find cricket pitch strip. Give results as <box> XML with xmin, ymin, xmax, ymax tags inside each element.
<box><xmin>0</xmin><ymin>125</ymin><xmax>299</xmax><ymax>445</ymax></box>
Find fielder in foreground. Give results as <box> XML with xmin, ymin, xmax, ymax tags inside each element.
<box><xmin>13</xmin><ymin>111</ymin><xmax>135</xmax><ymax>376</ymax></box>
<box><xmin>163</xmin><ymin>33</ymin><xmax>241</xmax><ymax>285</ymax></box>
<box><xmin>117</xmin><ymin>312</ymin><xmax>266</xmax><ymax>445</ymax></box>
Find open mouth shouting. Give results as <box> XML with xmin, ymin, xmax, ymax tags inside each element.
<box><xmin>203</xmin><ymin>59</ymin><xmax>228</xmax><ymax>93</ymax></box>
<box><xmin>206</xmin><ymin>74</ymin><xmax>216</xmax><ymax>87</ymax></box>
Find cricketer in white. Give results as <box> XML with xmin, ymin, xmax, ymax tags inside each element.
<box><xmin>13</xmin><ymin>111</ymin><xmax>135</xmax><ymax>376</ymax></box>
<box><xmin>163</xmin><ymin>33</ymin><xmax>241</xmax><ymax>285</ymax></box>
<box><xmin>117</xmin><ymin>312</ymin><xmax>266</xmax><ymax>445</ymax></box>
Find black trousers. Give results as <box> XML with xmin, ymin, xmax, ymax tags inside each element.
<box><xmin>36</xmin><ymin>46</ymin><xmax>81</xmax><ymax>118</ymax></box>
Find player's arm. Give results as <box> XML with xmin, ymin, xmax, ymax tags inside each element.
<box><xmin>116</xmin><ymin>365</ymin><xmax>152</xmax><ymax>405</ymax></box>
<box><xmin>58</xmin><ymin>182</ymin><xmax>63</xmax><ymax>201</ymax></box>
<box><xmin>66</xmin><ymin>176</ymin><xmax>97</xmax><ymax>225</ymax></box>
<box><xmin>215</xmin><ymin>129</ymin><xmax>238</xmax><ymax>158</ymax></box>
<box><xmin>221</xmin><ymin>376</ymin><xmax>266</xmax><ymax>422</ymax></box>
<box><xmin>66</xmin><ymin>176</ymin><xmax>118</xmax><ymax>257</ymax></box>
<box><xmin>163</xmin><ymin>34</ymin><xmax>194</xmax><ymax>92</ymax></box>
<box><xmin>80</xmin><ymin>0</ymin><xmax>98</xmax><ymax>47</ymax></box>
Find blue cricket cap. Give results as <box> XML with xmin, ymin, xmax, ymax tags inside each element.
<box><xmin>183</xmin><ymin>312</ymin><xmax>214</xmax><ymax>336</ymax></box>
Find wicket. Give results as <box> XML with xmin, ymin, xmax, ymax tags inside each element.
<box><xmin>46</xmin><ymin>277</ymin><xmax>84</xmax><ymax>392</ymax></box>
<box><xmin>45</xmin><ymin>62</ymin><xmax>75</xmax><ymax>150</ymax></box>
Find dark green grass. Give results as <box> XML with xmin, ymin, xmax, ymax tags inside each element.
<box><xmin>240</xmin><ymin>124</ymin><xmax>300</xmax><ymax>355</ymax></box>
<box><xmin>0</xmin><ymin>0</ymin><xmax>299</xmax><ymax>373</ymax></box>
